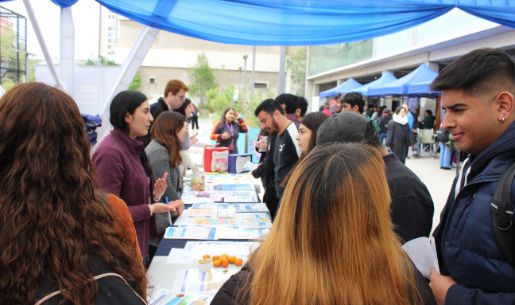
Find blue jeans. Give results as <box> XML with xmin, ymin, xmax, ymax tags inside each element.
<box><xmin>439</xmin><ymin>142</ymin><xmax>452</xmax><ymax>168</ymax></box>
<box><xmin>379</xmin><ymin>132</ymin><xmax>387</xmax><ymax>146</ymax></box>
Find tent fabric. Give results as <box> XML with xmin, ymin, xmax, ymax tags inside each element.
<box><xmin>406</xmin><ymin>81</ymin><xmax>440</xmax><ymax>95</ymax></box>
<box><xmin>94</xmin><ymin>0</ymin><xmax>515</xmax><ymax>46</ymax></box>
<box><xmin>50</xmin><ymin>0</ymin><xmax>79</xmax><ymax>8</ymax></box>
<box><xmin>2</xmin><ymin>0</ymin><xmax>513</xmax><ymax>45</ymax></box>
<box><xmin>353</xmin><ymin>71</ymin><xmax>398</xmax><ymax>96</ymax></box>
<box><xmin>319</xmin><ymin>78</ymin><xmax>361</xmax><ymax>98</ymax></box>
<box><xmin>368</xmin><ymin>64</ymin><xmax>438</xmax><ymax>96</ymax></box>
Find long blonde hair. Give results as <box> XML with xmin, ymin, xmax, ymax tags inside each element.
<box><xmin>246</xmin><ymin>143</ymin><xmax>421</xmax><ymax>305</ymax></box>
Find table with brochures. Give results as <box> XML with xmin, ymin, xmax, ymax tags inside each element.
<box><xmin>146</xmin><ymin>172</ymin><xmax>271</xmax><ymax>305</ymax></box>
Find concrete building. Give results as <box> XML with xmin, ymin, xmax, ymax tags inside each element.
<box><xmin>99</xmin><ymin>7</ymin><xmax>284</xmax><ymax>102</ymax></box>
<box><xmin>306</xmin><ymin>9</ymin><xmax>515</xmax><ymax>118</ymax></box>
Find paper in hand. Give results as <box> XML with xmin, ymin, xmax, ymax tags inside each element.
<box><xmin>402</xmin><ymin>236</ymin><xmax>440</xmax><ymax>279</ymax></box>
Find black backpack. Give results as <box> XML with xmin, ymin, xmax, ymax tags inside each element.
<box><xmin>491</xmin><ymin>162</ymin><xmax>515</xmax><ymax>269</ymax></box>
<box><xmin>435</xmin><ymin>128</ymin><xmax>450</xmax><ymax>142</ymax></box>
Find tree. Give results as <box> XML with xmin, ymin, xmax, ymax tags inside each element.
<box><xmin>287</xmin><ymin>47</ymin><xmax>307</xmax><ymax>97</ymax></box>
<box><xmin>188</xmin><ymin>53</ymin><xmax>217</xmax><ymax>106</ymax></box>
<box><xmin>129</xmin><ymin>72</ymin><xmax>142</xmax><ymax>90</ymax></box>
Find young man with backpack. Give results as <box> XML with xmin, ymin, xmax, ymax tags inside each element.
<box><xmin>430</xmin><ymin>48</ymin><xmax>515</xmax><ymax>305</ymax></box>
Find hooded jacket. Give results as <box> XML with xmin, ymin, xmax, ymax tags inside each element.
<box><xmin>434</xmin><ymin>122</ymin><xmax>515</xmax><ymax>305</ymax></box>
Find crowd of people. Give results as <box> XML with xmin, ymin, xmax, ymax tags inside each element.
<box><xmin>0</xmin><ymin>48</ymin><xmax>513</xmax><ymax>305</ymax></box>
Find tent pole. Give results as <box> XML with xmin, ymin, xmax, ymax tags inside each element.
<box><xmin>60</xmin><ymin>7</ymin><xmax>75</xmax><ymax>94</ymax></box>
<box><xmin>23</xmin><ymin>0</ymin><xmax>64</xmax><ymax>89</ymax></box>
<box><xmin>95</xmin><ymin>26</ymin><xmax>160</xmax><ymax>145</ymax></box>
<box><xmin>278</xmin><ymin>46</ymin><xmax>286</xmax><ymax>94</ymax></box>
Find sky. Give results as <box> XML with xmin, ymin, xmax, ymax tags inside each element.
<box><xmin>1</xmin><ymin>0</ymin><xmax>101</xmax><ymax>61</ymax></box>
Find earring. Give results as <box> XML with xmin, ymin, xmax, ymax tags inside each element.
<box><xmin>501</xmin><ymin>117</ymin><xmax>505</xmax><ymax>123</ymax></box>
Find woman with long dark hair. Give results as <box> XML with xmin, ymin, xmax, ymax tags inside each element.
<box><xmin>212</xmin><ymin>143</ymin><xmax>435</xmax><ymax>305</ymax></box>
<box><xmin>295</xmin><ymin>111</ymin><xmax>328</xmax><ymax>158</ymax></box>
<box><xmin>93</xmin><ymin>90</ymin><xmax>176</xmax><ymax>263</ymax></box>
<box><xmin>0</xmin><ymin>83</ymin><xmax>147</xmax><ymax>304</ymax></box>
<box><xmin>210</xmin><ymin>107</ymin><xmax>248</xmax><ymax>154</ymax></box>
<box><xmin>145</xmin><ymin>111</ymin><xmax>187</xmax><ymax>238</ymax></box>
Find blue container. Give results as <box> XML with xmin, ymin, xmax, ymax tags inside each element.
<box><xmin>228</xmin><ymin>153</ymin><xmax>253</xmax><ymax>173</ymax></box>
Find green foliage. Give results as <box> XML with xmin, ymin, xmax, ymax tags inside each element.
<box><xmin>203</xmin><ymin>86</ymin><xmax>274</xmax><ymax>128</ymax></box>
<box><xmin>28</xmin><ymin>59</ymin><xmax>38</xmax><ymax>82</ymax></box>
<box><xmin>129</xmin><ymin>72</ymin><xmax>142</xmax><ymax>90</ymax></box>
<box><xmin>205</xmin><ymin>86</ymin><xmax>234</xmax><ymax>114</ymax></box>
<box><xmin>188</xmin><ymin>53</ymin><xmax>217</xmax><ymax>106</ymax></box>
<box><xmin>1</xmin><ymin>18</ymin><xmax>28</xmax><ymax>86</ymax></box>
<box><xmin>287</xmin><ymin>47</ymin><xmax>307</xmax><ymax>96</ymax></box>
<box><xmin>83</xmin><ymin>56</ymin><xmax>119</xmax><ymax>66</ymax></box>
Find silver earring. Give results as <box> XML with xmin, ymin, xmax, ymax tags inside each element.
<box><xmin>501</xmin><ymin>117</ymin><xmax>505</xmax><ymax>123</ymax></box>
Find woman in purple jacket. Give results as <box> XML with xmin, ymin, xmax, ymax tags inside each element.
<box><xmin>93</xmin><ymin>90</ymin><xmax>177</xmax><ymax>264</ymax></box>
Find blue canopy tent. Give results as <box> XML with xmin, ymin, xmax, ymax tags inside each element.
<box><xmin>319</xmin><ymin>78</ymin><xmax>362</xmax><ymax>98</ymax></box>
<box><xmin>367</xmin><ymin>64</ymin><xmax>438</xmax><ymax>96</ymax></box>
<box><xmin>3</xmin><ymin>0</ymin><xmax>504</xmax><ymax>46</ymax></box>
<box><xmin>353</xmin><ymin>71</ymin><xmax>398</xmax><ymax>96</ymax></box>
<box><xmin>406</xmin><ymin>80</ymin><xmax>441</xmax><ymax>95</ymax></box>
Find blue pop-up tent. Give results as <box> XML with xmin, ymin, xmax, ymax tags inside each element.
<box><xmin>319</xmin><ymin>78</ymin><xmax>362</xmax><ymax>98</ymax></box>
<box><xmin>353</xmin><ymin>71</ymin><xmax>398</xmax><ymax>96</ymax></box>
<box><xmin>367</xmin><ymin>64</ymin><xmax>438</xmax><ymax>96</ymax></box>
<box><xmin>406</xmin><ymin>79</ymin><xmax>441</xmax><ymax>95</ymax></box>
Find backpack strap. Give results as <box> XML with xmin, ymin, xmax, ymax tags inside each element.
<box><xmin>34</xmin><ymin>273</ymin><xmax>146</xmax><ymax>305</ymax></box>
<box><xmin>490</xmin><ymin>162</ymin><xmax>515</xmax><ymax>269</ymax></box>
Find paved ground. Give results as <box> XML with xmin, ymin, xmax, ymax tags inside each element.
<box><xmin>189</xmin><ymin>117</ymin><xmax>456</xmax><ymax>233</ymax></box>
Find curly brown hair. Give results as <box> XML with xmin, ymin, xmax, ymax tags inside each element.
<box><xmin>0</xmin><ymin>83</ymin><xmax>147</xmax><ymax>304</ymax></box>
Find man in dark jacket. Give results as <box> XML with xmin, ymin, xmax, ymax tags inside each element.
<box><xmin>430</xmin><ymin>48</ymin><xmax>515</xmax><ymax>305</ymax></box>
<box><xmin>255</xmin><ymin>98</ymin><xmax>300</xmax><ymax>200</ymax></box>
<box><xmin>251</xmin><ymin>132</ymin><xmax>278</xmax><ymax>220</ymax></box>
<box><xmin>316</xmin><ymin>112</ymin><xmax>434</xmax><ymax>244</ymax></box>
<box><xmin>150</xmin><ymin>79</ymin><xmax>188</xmax><ymax>119</ymax></box>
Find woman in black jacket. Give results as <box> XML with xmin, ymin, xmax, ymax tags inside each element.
<box><xmin>386</xmin><ymin>106</ymin><xmax>412</xmax><ymax>163</ymax></box>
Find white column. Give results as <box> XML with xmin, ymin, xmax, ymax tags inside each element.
<box><xmin>60</xmin><ymin>7</ymin><xmax>75</xmax><ymax>93</ymax></box>
<box><xmin>23</xmin><ymin>0</ymin><xmax>64</xmax><ymax>88</ymax></box>
<box><xmin>278</xmin><ymin>46</ymin><xmax>286</xmax><ymax>94</ymax></box>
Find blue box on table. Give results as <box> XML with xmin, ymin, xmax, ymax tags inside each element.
<box><xmin>228</xmin><ymin>153</ymin><xmax>252</xmax><ymax>173</ymax></box>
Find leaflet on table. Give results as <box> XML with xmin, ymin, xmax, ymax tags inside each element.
<box><xmin>173</xmin><ymin>215</ymin><xmax>238</xmax><ymax>227</ymax></box>
<box><xmin>172</xmin><ymin>268</ymin><xmax>240</xmax><ymax>295</ymax></box>
<box><xmin>212</xmin><ymin>183</ymin><xmax>254</xmax><ymax>191</ymax></box>
<box><xmin>191</xmin><ymin>203</ymin><xmax>269</xmax><ymax>213</ymax></box>
<box><xmin>215</xmin><ymin>227</ymin><xmax>269</xmax><ymax>240</ymax></box>
<box><xmin>148</xmin><ymin>288</ymin><xmax>213</xmax><ymax>305</ymax></box>
<box><xmin>164</xmin><ymin>227</ymin><xmax>216</xmax><ymax>240</ymax></box>
<box><xmin>184</xmin><ymin>190</ymin><xmax>258</xmax><ymax>203</ymax></box>
<box><xmin>180</xmin><ymin>194</ymin><xmax>215</xmax><ymax>205</ymax></box>
<box><xmin>184</xmin><ymin>241</ymin><xmax>259</xmax><ymax>260</ymax></box>
<box><xmin>182</xmin><ymin>208</ymin><xmax>218</xmax><ymax>218</ymax></box>
<box><xmin>223</xmin><ymin>192</ymin><xmax>260</xmax><ymax>203</ymax></box>
<box><xmin>166</xmin><ymin>248</ymin><xmax>194</xmax><ymax>264</ymax></box>
<box><xmin>237</xmin><ymin>213</ymin><xmax>272</xmax><ymax>229</ymax></box>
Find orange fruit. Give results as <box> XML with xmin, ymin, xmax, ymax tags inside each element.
<box><xmin>202</xmin><ymin>254</ymin><xmax>211</xmax><ymax>260</ymax></box>
<box><xmin>221</xmin><ymin>258</ymin><xmax>229</xmax><ymax>268</ymax></box>
<box><xmin>212</xmin><ymin>255</ymin><xmax>220</xmax><ymax>261</ymax></box>
<box><xmin>235</xmin><ymin>258</ymin><xmax>243</xmax><ymax>266</ymax></box>
<box><xmin>213</xmin><ymin>259</ymin><xmax>222</xmax><ymax>267</ymax></box>
<box><xmin>228</xmin><ymin>256</ymin><xmax>236</xmax><ymax>264</ymax></box>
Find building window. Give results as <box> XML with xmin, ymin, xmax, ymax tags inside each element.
<box><xmin>149</xmin><ymin>77</ymin><xmax>156</xmax><ymax>84</ymax></box>
<box><xmin>254</xmin><ymin>82</ymin><xmax>268</xmax><ymax>89</ymax></box>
